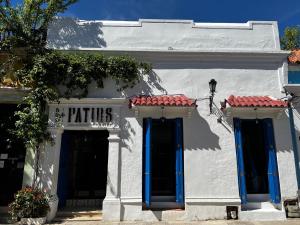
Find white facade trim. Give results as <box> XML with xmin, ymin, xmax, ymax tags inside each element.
<box><xmin>185</xmin><ymin>198</ymin><xmax>241</xmax><ymax>204</ymax></box>
<box><xmin>78</xmin><ymin>19</ymin><xmax>277</xmax><ymax>31</ymax></box>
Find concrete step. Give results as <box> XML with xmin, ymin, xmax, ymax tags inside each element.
<box><xmin>150</xmin><ymin>202</ymin><xmax>183</xmax><ymax>210</ymax></box>
<box><xmin>161</xmin><ymin>209</ymin><xmax>185</xmax><ymax>221</ymax></box>
<box><xmin>240</xmin><ymin>208</ymin><xmax>286</xmax><ymax>221</ymax></box>
<box><xmin>242</xmin><ymin>201</ymin><xmax>278</xmax><ymax>210</ymax></box>
<box><xmin>247</xmin><ymin>194</ymin><xmax>270</xmax><ymax>202</ymax></box>
<box><xmin>54</xmin><ymin>209</ymin><xmax>102</xmax><ymax>221</ymax></box>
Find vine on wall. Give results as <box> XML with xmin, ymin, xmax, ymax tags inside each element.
<box><xmin>1</xmin><ymin>0</ymin><xmax>151</xmax><ymax>186</ymax></box>
<box><xmin>12</xmin><ymin>51</ymin><xmax>151</xmax><ymax>148</ymax></box>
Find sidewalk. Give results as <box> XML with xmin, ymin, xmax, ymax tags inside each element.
<box><xmin>47</xmin><ymin>219</ymin><xmax>300</xmax><ymax>225</ymax></box>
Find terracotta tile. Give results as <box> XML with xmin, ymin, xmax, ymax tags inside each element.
<box><xmin>288</xmin><ymin>49</ymin><xmax>300</xmax><ymax>64</ymax></box>
<box><xmin>130</xmin><ymin>95</ymin><xmax>197</xmax><ymax>107</ymax></box>
<box><xmin>226</xmin><ymin>95</ymin><xmax>287</xmax><ymax>108</ymax></box>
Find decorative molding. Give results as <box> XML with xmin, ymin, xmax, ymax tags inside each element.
<box><xmin>80</xmin><ymin>19</ymin><xmax>277</xmax><ymax>31</ymax></box>
<box><xmin>120</xmin><ymin>197</ymin><xmax>142</xmax><ymax>204</ymax></box>
<box><xmin>48</xmin><ymin>98</ymin><xmax>126</xmax><ymax>105</ymax></box>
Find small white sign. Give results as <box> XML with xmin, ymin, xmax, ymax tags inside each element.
<box><xmin>0</xmin><ymin>161</ymin><xmax>4</xmax><ymax>168</ymax></box>
<box><xmin>0</xmin><ymin>154</ymin><xmax>8</xmax><ymax>159</ymax></box>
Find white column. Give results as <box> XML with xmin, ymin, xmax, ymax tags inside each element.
<box><xmin>103</xmin><ymin>129</ymin><xmax>121</xmax><ymax>221</ymax></box>
<box><xmin>46</xmin><ymin>128</ymin><xmax>63</xmax><ymax>221</ymax></box>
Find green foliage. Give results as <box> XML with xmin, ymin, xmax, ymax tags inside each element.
<box><xmin>0</xmin><ymin>0</ymin><xmax>78</xmax><ymax>51</ymax></box>
<box><xmin>9</xmin><ymin>186</ymin><xmax>50</xmax><ymax>220</ymax></box>
<box><xmin>0</xmin><ymin>1</ymin><xmax>152</xmax><ymax>188</ymax></box>
<box><xmin>13</xmin><ymin>51</ymin><xmax>151</xmax><ymax>147</ymax></box>
<box><xmin>0</xmin><ymin>0</ymin><xmax>79</xmax><ymax>83</ymax></box>
<box><xmin>281</xmin><ymin>26</ymin><xmax>300</xmax><ymax>50</ymax></box>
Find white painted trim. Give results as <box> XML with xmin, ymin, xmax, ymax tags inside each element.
<box><xmin>271</xmin><ymin>21</ymin><xmax>281</xmax><ymax>50</ymax></box>
<box><xmin>120</xmin><ymin>197</ymin><xmax>142</xmax><ymax>203</ymax></box>
<box><xmin>193</xmin><ymin>21</ymin><xmax>252</xmax><ymax>29</ymax></box>
<box><xmin>185</xmin><ymin>197</ymin><xmax>241</xmax><ymax>204</ymax></box>
<box><xmin>77</xmin><ymin>19</ymin><xmax>278</xmax><ymax>31</ymax></box>
<box><xmin>61</xmin><ymin>48</ymin><xmax>289</xmax><ymax>55</ymax></box>
<box><xmin>48</xmin><ymin>98</ymin><xmax>126</xmax><ymax>105</ymax></box>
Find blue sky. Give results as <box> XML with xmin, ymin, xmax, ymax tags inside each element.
<box><xmin>13</xmin><ymin>0</ymin><xmax>300</xmax><ymax>35</ymax></box>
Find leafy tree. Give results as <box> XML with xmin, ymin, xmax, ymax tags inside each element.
<box><xmin>0</xmin><ymin>1</ymin><xmax>151</xmax><ymax>187</ymax></box>
<box><xmin>0</xmin><ymin>0</ymin><xmax>78</xmax><ymax>51</ymax></box>
<box><xmin>281</xmin><ymin>26</ymin><xmax>300</xmax><ymax>50</ymax></box>
<box><xmin>0</xmin><ymin>0</ymin><xmax>79</xmax><ymax>85</ymax></box>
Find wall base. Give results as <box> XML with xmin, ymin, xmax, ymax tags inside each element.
<box><xmin>102</xmin><ymin>198</ymin><xmax>121</xmax><ymax>221</ymax></box>
<box><xmin>47</xmin><ymin>195</ymin><xmax>59</xmax><ymax>222</ymax></box>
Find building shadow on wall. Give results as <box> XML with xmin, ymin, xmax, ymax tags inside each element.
<box><xmin>87</xmin><ymin>71</ymin><xmax>167</xmax><ymax>99</ymax></box>
<box><xmin>47</xmin><ymin>17</ymin><xmax>106</xmax><ymax>49</ymax></box>
<box><xmin>122</xmin><ymin>70</ymin><xmax>167</xmax><ymax>97</ymax></box>
<box><xmin>184</xmin><ymin>110</ymin><xmax>221</xmax><ymax>151</ymax></box>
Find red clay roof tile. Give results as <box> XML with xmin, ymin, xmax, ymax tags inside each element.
<box><xmin>288</xmin><ymin>49</ymin><xmax>300</xmax><ymax>64</ymax></box>
<box><xmin>130</xmin><ymin>95</ymin><xmax>197</xmax><ymax>107</ymax></box>
<box><xmin>226</xmin><ymin>95</ymin><xmax>287</xmax><ymax>108</ymax></box>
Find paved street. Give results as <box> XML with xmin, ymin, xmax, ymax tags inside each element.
<box><xmin>47</xmin><ymin>219</ymin><xmax>300</xmax><ymax>225</ymax></box>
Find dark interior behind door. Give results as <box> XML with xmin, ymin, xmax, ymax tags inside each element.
<box><xmin>67</xmin><ymin>130</ymin><xmax>109</xmax><ymax>199</ymax></box>
<box><xmin>241</xmin><ymin>120</ymin><xmax>269</xmax><ymax>194</ymax></box>
<box><xmin>0</xmin><ymin>104</ymin><xmax>26</xmax><ymax>206</ymax></box>
<box><xmin>151</xmin><ymin>119</ymin><xmax>176</xmax><ymax>196</ymax></box>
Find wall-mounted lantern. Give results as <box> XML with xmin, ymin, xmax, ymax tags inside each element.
<box><xmin>209</xmin><ymin>79</ymin><xmax>217</xmax><ymax>114</ymax></box>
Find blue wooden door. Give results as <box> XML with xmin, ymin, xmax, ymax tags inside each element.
<box><xmin>175</xmin><ymin>118</ymin><xmax>184</xmax><ymax>205</ymax></box>
<box><xmin>233</xmin><ymin>118</ymin><xmax>247</xmax><ymax>204</ymax></box>
<box><xmin>144</xmin><ymin>118</ymin><xmax>152</xmax><ymax>208</ymax></box>
<box><xmin>57</xmin><ymin>132</ymin><xmax>69</xmax><ymax>208</ymax></box>
<box><xmin>263</xmin><ymin>119</ymin><xmax>281</xmax><ymax>204</ymax></box>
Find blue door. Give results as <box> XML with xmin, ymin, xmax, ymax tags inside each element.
<box><xmin>234</xmin><ymin>118</ymin><xmax>281</xmax><ymax>204</ymax></box>
<box><xmin>144</xmin><ymin>118</ymin><xmax>152</xmax><ymax>208</ymax></box>
<box><xmin>57</xmin><ymin>132</ymin><xmax>69</xmax><ymax>208</ymax></box>
<box><xmin>175</xmin><ymin>118</ymin><xmax>184</xmax><ymax>205</ymax></box>
<box><xmin>233</xmin><ymin>118</ymin><xmax>247</xmax><ymax>204</ymax></box>
<box><xmin>263</xmin><ymin>119</ymin><xmax>281</xmax><ymax>204</ymax></box>
<box><xmin>143</xmin><ymin>118</ymin><xmax>184</xmax><ymax>208</ymax></box>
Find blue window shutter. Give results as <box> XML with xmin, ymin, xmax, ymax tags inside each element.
<box><xmin>144</xmin><ymin>118</ymin><xmax>152</xmax><ymax>208</ymax></box>
<box><xmin>233</xmin><ymin>118</ymin><xmax>247</xmax><ymax>204</ymax></box>
<box><xmin>263</xmin><ymin>119</ymin><xmax>281</xmax><ymax>204</ymax></box>
<box><xmin>175</xmin><ymin>118</ymin><xmax>184</xmax><ymax>205</ymax></box>
<box><xmin>57</xmin><ymin>132</ymin><xmax>69</xmax><ymax>208</ymax></box>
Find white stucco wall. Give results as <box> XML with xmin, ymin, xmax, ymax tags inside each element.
<box><xmin>33</xmin><ymin>19</ymin><xmax>300</xmax><ymax>221</ymax></box>
<box><xmin>47</xmin><ymin>18</ymin><xmax>281</xmax><ymax>51</ymax></box>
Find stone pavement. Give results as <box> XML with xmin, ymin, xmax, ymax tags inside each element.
<box><xmin>47</xmin><ymin>219</ymin><xmax>300</xmax><ymax>225</ymax></box>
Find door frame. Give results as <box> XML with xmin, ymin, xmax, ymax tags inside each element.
<box><xmin>233</xmin><ymin>118</ymin><xmax>281</xmax><ymax>204</ymax></box>
<box><xmin>143</xmin><ymin>118</ymin><xmax>185</xmax><ymax>209</ymax></box>
<box><xmin>57</xmin><ymin>130</ymin><xmax>109</xmax><ymax>208</ymax></box>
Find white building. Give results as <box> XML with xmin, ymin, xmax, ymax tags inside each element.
<box><xmin>285</xmin><ymin>50</ymin><xmax>300</xmax><ymax>195</ymax></box>
<box><xmin>1</xmin><ymin>18</ymin><xmax>299</xmax><ymax>222</ymax></box>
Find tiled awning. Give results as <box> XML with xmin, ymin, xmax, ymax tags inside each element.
<box><xmin>225</xmin><ymin>95</ymin><xmax>287</xmax><ymax>108</ymax></box>
<box><xmin>129</xmin><ymin>95</ymin><xmax>197</xmax><ymax>108</ymax></box>
<box><xmin>288</xmin><ymin>49</ymin><xmax>300</xmax><ymax>64</ymax></box>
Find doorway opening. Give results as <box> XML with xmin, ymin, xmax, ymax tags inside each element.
<box><xmin>152</xmin><ymin>119</ymin><xmax>176</xmax><ymax>198</ymax></box>
<box><xmin>241</xmin><ymin>120</ymin><xmax>269</xmax><ymax>194</ymax></box>
<box><xmin>234</xmin><ymin>118</ymin><xmax>281</xmax><ymax>204</ymax></box>
<box><xmin>143</xmin><ymin>118</ymin><xmax>184</xmax><ymax>209</ymax></box>
<box><xmin>57</xmin><ymin>130</ymin><xmax>109</xmax><ymax>209</ymax></box>
<box><xmin>0</xmin><ymin>104</ymin><xmax>26</xmax><ymax>206</ymax></box>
